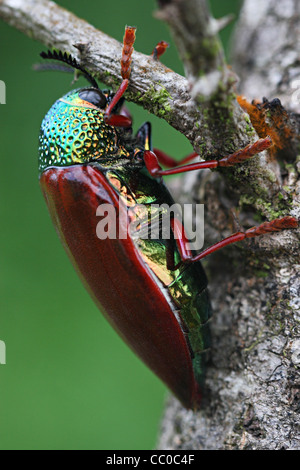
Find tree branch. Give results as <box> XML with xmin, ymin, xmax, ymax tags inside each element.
<box><xmin>155</xmin><ymin>0</ymin><xmax>233</xmax><ymax>100</ymax></box>
<box><xmin>158</xmin><ymin>0</ymin><xmax>300</xmax><ymax>451</ymax></box>
<box><xmin>154</xmin><ymin>0</ymin><xmax>299</xmax><ymax>225</ymax></box>
<box><xmin>1</xmin><ymin>0</ymin><xmax>290</xmax><ymax>212</ymax></box>
<box><xmin>0</xmin><ymin>0</ymin><xmax>250</xmax><ymax>158</ymax></box>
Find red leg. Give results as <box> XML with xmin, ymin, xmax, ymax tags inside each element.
<box><xmin>152</xmin><ymin>41</ymin><xmax>169</xmax><ymax>61</ymax></box>
<box><xmin>144</xmin><ymin>137</ymin><xmax>272</xmax><ymax>177</ymax></box>
<box><xmin>104</xmin><ymin>79</ymin><xmax>131</xmax><ymax>127</ymax></box>
<box><xmin>104</xmin><ymin>26</ymin><xmax>136</xmax><ymax>128</ymax></box>
<box><xmin>172</xmin><ymin>216</ymin><xmax>298</xmax><ymax>264</ymax></box>
<box><xmin>153</xmin><ymin>148</ymin><xmax>199</xmax><ymax>168</ymax></box>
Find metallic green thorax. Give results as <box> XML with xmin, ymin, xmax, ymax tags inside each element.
<box><xmin>38</xmin><ymin>89</ymin><xmax>130</xmax><ymax>175</ymax></box>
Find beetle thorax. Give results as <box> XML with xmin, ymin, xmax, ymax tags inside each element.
<box><xmin>38</xmin><ymin>89</ymin><xmax>131</xmax><ymax>175</ymax></box>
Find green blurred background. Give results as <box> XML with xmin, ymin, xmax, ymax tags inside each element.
<box><xmin>0</xmin><ymin>0</ymin><xmax>241</xmax><ymax>450</ymax></box>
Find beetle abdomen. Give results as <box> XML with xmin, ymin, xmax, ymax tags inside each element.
<box><xmin>40</xmin><ymin>164</ymin><xmax>205</xmax><ymax>408</ymax></box>
<box><xmin>105</xmin><ymin>165</ymin><xmax>212</xmax><ymax>387</ymax></box>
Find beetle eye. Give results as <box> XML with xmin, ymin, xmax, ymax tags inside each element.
<box><xmin>79</xmin><ymin>89</ymin><xmax>107</xmax><ymax>108</ymax></box>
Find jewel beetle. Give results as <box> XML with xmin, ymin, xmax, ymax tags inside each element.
<box><xmin>38</xmin><ymin>26</ymin><xmax>297</xmax><ymax>409</ymax></box>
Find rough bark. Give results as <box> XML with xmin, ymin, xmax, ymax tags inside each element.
<box><xmin>1</xmin><ymin>0</ymin><xmax>299</xmax><ymax>450</ymax></box>
<box><xmin>158</xmin><ymin>0</ymin><xmax>300</xmax><ymax>450</ymax></box>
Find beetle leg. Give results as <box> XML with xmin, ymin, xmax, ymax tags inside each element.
<box><xmin>153</xmin><ymin>148</ymin><xmax>199</xmax><ymax>168</ymax></box>
<box><xmin>172</xmin><ymin>216</ymin><xmax>298</xmax><ymax>263</ymax></box>
<box><xmin>144</xmin><ymin>137</ymin><xmax>272</xmax><ymax>177</ymax></box>
<box><xmin>136</xmin><ymin>122</ymin><xmax>152</xmax><ymax>150</ymax></box>
<box><xmin>165</xmin><ymin>238</ymin><xmax>178</xmax><ymax>271</ymax></box>
<box><xmin>167</xmin><ymin>219</ymin><xmax>194</xmax><ymax>270</ymax></box>
<box><xmin>104</xmin><ymin>80</ymin><xmax>132</xmax><ymax>127</ymax></box>
<box><xmin>104</xmin><ymin>26</ymin><xmax>136</xmax><ymax>128</ymax></box>
<box><xmin>151</xmin><ymin>41</ymin><xmax>169</xmax><ymax>61</ymax></box>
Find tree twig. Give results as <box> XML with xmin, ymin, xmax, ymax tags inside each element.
<box><xmin>155</xmin><ymin>0</ymin><xmax>233</xmax><ymax>101</ymax></box>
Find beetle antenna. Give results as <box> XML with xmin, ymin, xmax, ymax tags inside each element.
<box><xmin>33</xmin><ymin>63</ymin><xmax>74</xmax><ymax>74</ymax></box>
<box><xmin>103</xmin><ymin>26</ymin><xmax>136</xmax><ymax>127</ymax></box>
<box><xmin>39</xmin><ymin>50</ymin><xmax>99</xmax><ymax>89</ymax></box>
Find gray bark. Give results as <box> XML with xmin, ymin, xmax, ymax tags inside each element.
<box><xmin>232</xmin><ymin>0</ymin><xmax>300</xmax><ymax>113</ymax></box>
<box><xmin>158</xmin><ymin>0</ymin><xmax>300</xmax><ymax>450</ymax></box>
